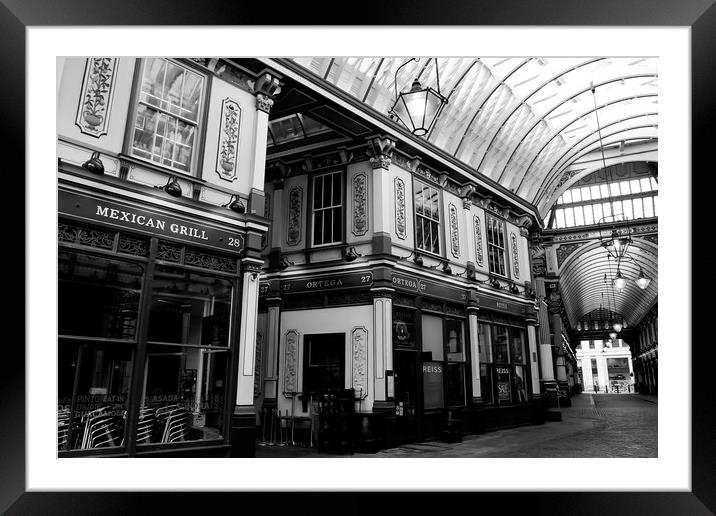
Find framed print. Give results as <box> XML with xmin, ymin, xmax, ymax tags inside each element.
<box><xmin>7</xmin><ymin>0</ymin><xmax>715</xmax><ymax>513</ymax></box>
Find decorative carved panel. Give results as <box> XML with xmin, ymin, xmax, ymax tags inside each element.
<box><xmin>287</xmin><ymin>186</ymin><xmax>303</xmax><ymax>246</ymax></box>
<box><xmin>352</xmin><ymin>173</ymin><xmax>368</xmax><ymax>236</ymax></box>
<box><xmin>394</xmin><ymin>177</ymin><xmax>407</xmax><ymax>240</ymax></box>
<box><xmin>284</xmin><ymin>330</ymin><xmax>299</xmax><ymax>394</ymax></box>
<box><xmin>449</xmin><ymin>203</ymin><xmax>460</xmax><ymax>258</ymax></box>
<box><xmin>556</xmin><ymin>243</ymin><xmax>583</xmax><ymax>267</ymax></box>
<box><xmin>510</xmin><ymin>232</ymin><xmax>520</xmax><ymax>279</ymax></box>
<box><xmin>351</xmin><ymin>327</ymin><xmax>368</xmax><ymax>398</ymax></box>
<box><xmin>76</xmin><ymin>58</ymin><xmax>118</xmax><ymax>138</ymax></box>
<box><xmin>473</xmin><ymin>215</ymin><xmax>484</xmax><ymax>267</ymax></box>
<box><xmin>216</xmin><ymin>98</ymin><xmax>241</xmax><ymax>181</ymax></box>
<box><xmin>253</xmin><ymin>332</ymin><xmax>263</xmax><ymax>398</ymax></box>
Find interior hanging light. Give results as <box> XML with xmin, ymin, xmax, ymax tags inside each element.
<box><xmin>613</xmin><ymin>268</ymin><xmax>627</xmax><ymax>291</ymax></box>
<box><xmin>635</xmin><ymin>266</ymin><xmax>652</xmax><ymax>290</ymax></box>
<box><xmin>389</xmin><ymin>58</ymin><xmax>448</xmax><ymax>137</ymax></box>
<box><xmin>608</xmin><ymin>331</ymin><xmax>618</xmax><ymax>340</ymax></box>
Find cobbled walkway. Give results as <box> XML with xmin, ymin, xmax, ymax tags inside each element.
<box><xmin>255</xmin><ymin>393</ymin><xmax>657</xmax><ymax>458</ymax></box>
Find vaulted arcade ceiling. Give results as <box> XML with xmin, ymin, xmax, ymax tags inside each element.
<box><xmin>292</xmin><ymin>57</ymin><xmax>658</xmax><ymax>217</ymax></box>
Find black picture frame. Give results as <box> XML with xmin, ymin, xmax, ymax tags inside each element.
<box><xmin>8</xmin><ymin>0</ymin><xmax>712</xmax><ymax>513</ymax></box>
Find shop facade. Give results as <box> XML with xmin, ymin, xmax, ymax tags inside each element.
<box><xmin>57</xmin><ymin>57</ymin><xmax>280</xmax><ymax>456</ymax></box>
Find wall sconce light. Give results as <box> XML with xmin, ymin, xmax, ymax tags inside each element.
<box><xmin>608</xmin><ymin>331</ymin><xmax>618</xmax><ymax>340</ymax></box>
<box><xmin>489</xmin><ymin>277</ymin><xmax>501</xmax><ymax>289</ymax></box>
<box><xmin>278</xmin><ymin>256</ymin><xmax>294</xmax><ymax>271</ymax></box>
<box><xmin>223</xmin><ymin>195</ymin><xmax>246</xmax><ymax>213</ymax></box>
<box><xmin>466</xmin><ymin>268</ymin><xmax>476</xmax><ymax>281</ymax></box>
<box><xmin>441</xmin><ymin>261</ymin><xmax>452</xmax><ymax>275</ymax></box>
<box><xmin>82</xmin><ymin>151</ymin><xmax>104</xmax><ymax>174</ymax></box>
<box><xmin>399</xmin><ymin>250</ymin><xmax>424</xmax><ymax>266</ymax></box>
<box><xmin>156</xmin><ymin>176</ymin><xmax>183</xmax><ymax>197</ymax></box>
<box><xmin>508</xmin><ymin>282</ymin><xmax>520</xmax><ymax>294</ymax></box>
<box><xmin>249</xmin><ymin>272</ymin><xmax>259</xmax><ymax>281</ymax></box>
<box><xmin>345</xmin><ymin>246</ymin><xmax>362</xmax><ymax>262</ymax></box>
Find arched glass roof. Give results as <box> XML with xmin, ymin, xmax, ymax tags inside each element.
<box><xmin>291</xmin><ymin>57</ymin><xmax>658</xmax><ymax>216</ymax></box>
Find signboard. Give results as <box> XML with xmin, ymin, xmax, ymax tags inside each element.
<box><xmin>496</xmin><ymin>366</ymin><xmax>511</xmax><ymax>402</ymax></box>
<box><xmin>422</xmin><ymin>361</ymin><xmax>444</xmax><ymax>410</ymax></box>
<box><xmin>391</xmin><ymin>273</ymin><xmax>467</xmax><ymax>303</ymax></box>
<box><xmin>59</xmin><ymin>190</ymin><xmax>245</xmax><ymax>254</ymax></box>
<box><xmin>281</xmin><ymin>271</ymin><xmax>373</xmax><ymax>294</ymax></box>
<box><xmin>474</xmin><ymin>294</ymin><xmax>527</xmax><ymax>316</ymax></box>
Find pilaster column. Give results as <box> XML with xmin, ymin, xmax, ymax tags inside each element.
<box><xmin>372</xmin><ymin>288</ymin><xmax>394</xmax><ymax>408</ymax></box>
<box><xmin>467</xmin><ymin>306</ymin><xmax>482</xmax><ymax>402</ymax></box>
<box><xmin>596</xmin><ymin>355</ymin><xmax>609</xmax><ymax>392</ymax></box>
<box><xmin>525</xmin><ymin>312</ymin><xmax>541</xmax><ymax>399</ymax></box>
<box><xmin>250</xmin><ymin>73</ymin><xmax>282</xmax><ymax>205</ymax></box>
<box><xmin>581</xmin><ymin>356</ymin><xmax>594</xmax><ymax>390</ymax></box>
<box><xmin>548</xmin><ymin>284</ymin><xmax>568</xmax><ymax>389</ymax></box>
<box><xmin>534</xmin><ymin>278</ymin><xmax>556</xmax><ymax>396</ymax></box>
<box><xmin>236</xmin><ymin>259</ymin><xmax>262</xmax><ymax>407</ymax></box>
<box><xmin>262</xmin><ymin>298</ymin><xmax>282</xmax><ymax>402</ymax></box>
<box><xmin>367</xmin><ymin>136</ymin><xmax>395</xmax><ymax>255</ymax></box>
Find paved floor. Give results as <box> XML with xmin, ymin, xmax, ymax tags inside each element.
<box><xmin>255</xmin><ymin>393</ymin><xmax>657</xmax><ymax>458</ymax></box>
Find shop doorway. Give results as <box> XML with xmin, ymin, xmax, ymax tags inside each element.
<box><xmin>393</xmin><ymin>349</ymin><xmax>420</xmax><ymax>443</ymax></box>
<box><xmin>302</xmin><ymin>333</ymin><xmax>345</xmax><ymax>394</ymax></box>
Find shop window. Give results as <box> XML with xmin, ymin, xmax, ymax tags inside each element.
<box><xmin>311</xmin><ymin>171</ymin><xmax>343</xmax><ymax>246</ymax></box>
<box><xmin>302</xmin><ymin>333</ymin><xmax>346</xmax><ymax>394</ymax></box>
<box><xmin>414</xmin><ymin>180</ymin><xmax>441</xmax><ymax>255</ymax></box>
<box><xmin>129</xmin><ymin>58</ymin><xmax>205</xmax><ymax>174</ymax></box>
<box><xmin>486</xmin><ymin>215</ymin><xmax>507</xmax><ymax>276</ymax></box>
<box><xmin>445</xmin><ymin>318</ymin><xmax>466</xmax><ymax>407</ymax></box>
<box><xmin>479</xmin><ymin>323</ymin><xmax>528</xmax><ymax>405</ymax></box>
<box><xmin>58</xmin><ymin>251</ymin><xmax>144</xmax><ymax>451</ymax></box>
<box><xmin>139</xmin><ymin>264</ymin><xmax>233</xmax><ymax>445</ymax></box>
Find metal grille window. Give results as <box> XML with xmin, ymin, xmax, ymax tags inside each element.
<box><xmin>486</xmin><ymin>215</ymin><xmax>507</xmax><ymax>276</ymax></box>
<box><xmin>130</xmin><ymin>58</ymin><xmax>205</xmax><ymax>174</ymax></box>
<box><xmin>312</xmin><ymin>171</ymin><xmax>343</xmax><ymax>246</ymax></box>
<box><xmin>414</xmin><ymin>180</ymin><xmax>441</xmax><ymax>254</ymax></box>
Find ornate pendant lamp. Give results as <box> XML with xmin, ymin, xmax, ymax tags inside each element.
<box><xmin>389</xmin><ymin>58</ymin><xmax>448</xmax><ymax>137</ymax></box>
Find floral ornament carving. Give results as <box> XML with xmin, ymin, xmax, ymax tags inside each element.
<box><xmin>216</xmin><ymin>98</ymin><xmax>241</xmax><ymax>181</ymax></box>
<box><xmin>284</xmin><ymin>330</ymin><xmax>298</xmax><ymax>394</ymax></box>
<box><xmin>287</xmin><ymin>186</ymin><xmax>303</xmax><ymax>246</ymax></box>
<box><xmin>449</xmin><ymin>203</ymin><xmax>460</xmax><ymax>258</ymax></box>
<box><xmin>351</xmin><ymin>327</ymin><xmax>368</xmax><ymax>398</ymax></box>
<box><xmin>76</xmin><ymin>58</ymin><xmax>118</xmax><ymax>137</ymax></box>
<box><xmin>510</xmin><ymin>232</ymin><xmax>520</xmax><ymax>279</ymax></box>
<box><xmin>473</xmin><ymin>215</ymin><xmax>484</xmax><ymax>267</ymax></box>
<box><xmin>556</xmin><ymin>242</ymin><xmax>583</xmax><ymax>267</ymax></box>
<box><xmin>394</xmin><ymin>177</ymin><xmax>407</xmax><ymax>239</ymax></box>
<box><xmin>253</xmin><ymin>333</ymin><xmax>263</xmax><ymax>398</ymax></box>
<box><xmin>352</xmin><ymin>173</ymin><xmax>368</xmax><ymax>236</ymax></box>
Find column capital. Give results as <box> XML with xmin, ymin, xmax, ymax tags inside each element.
<box><xmin>371</xmin><ymin>287</ymin><xmax>395</xmax><ymax>299</ymax></box>
<box><xmin>367</xmin><ymin>135</ymin><xmax>396</xmax><ymax>169</ymax></box>
<box><xmin>254</xmin><ymin>72</ymin><xmax>282</xmax><ymax>113</ymax></box>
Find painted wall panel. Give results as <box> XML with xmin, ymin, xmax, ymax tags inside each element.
<box><xmin>346</xmin><ymin>161</ymin><xmax>373</xmax><ymax>244</ymax></box>
<box><xmin>57</xmin><ymin>57</ymin><xmax>136</xmax><ymax>154</ymax></box>
<box><xmin>283</xmin><ymin>175</ymin><xmax>308</xmax><ymax>251</ymax></box>
<box><xmin>278</xmin><ymin>305</ymin><xmax>374</xmax><ymax>417</ymax></box>
<box><xmin>472</xmin><ymin>206</ymin><xmax>489</xmax><ymax>275</ymax></box>
<box><xmin>200</xmin><ymin>77</ymin><xmax>258</xmax><ymax>196</ymax></box>
<box><xmin>442</xmin><ymin>190</ymin><xmax>468</xmax><ymax>268</ymax></box>
<box><xmin>390</xmin><ymin>166</ymin><xmax>415</xmax><ymax>251</ymax></box>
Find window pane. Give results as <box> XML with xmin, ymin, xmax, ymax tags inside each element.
<box><xmin>323</xmin><ymin>207</ymin><xmax>332</xmax><ymax>243</ymax></box>
<box><xmin>140</xmin><ymin>344</ymin><xmax>228</xmax><ymax>445</ymax></box>
<box><xmin>574</xmin><ymin>205</ymin><xmax>585</xmax><ymax>226</ymax></box>
<box><xmin>512</xmin><ymin>365</ymin><xmax>528</xmax><ymax>403</ymax></box>
<box><xmin>633</xmin><ymin>197</ymin><xmax>644</xmax><ymax>218</ymax></box>
<box><xmin>602</xmin><ymin>202</ymin><xmax>612</xmax><ymax>218</ymax></box>
<box><xmin>622</xmin><ymin>198</ymin><xmax>633</xmax><ymax>219</ymax></box>
<box><xmin>480</xmin><ymin>364</ymin><xmax>493</xmax><ymax>404</ymax></box>
<box><xmin>422</xmin><ymin>314</ymin><xmax>444</xmax><ymax>361</ymax></box>
<box><xmin>446</xmin><ymin>319</ymin><xmax>465</xmax><ymax>360</ymax></box>
<box><xmin>653</xmin><ymin>195</ymin><xmax>658</xmax><ymax>216</ymax></box>
<box><xmin>640</xmin><ymin>177</ymin><xmax>652</xmax><ymax>192</ymax></box>
<box><xmin>593</xmin><ymin>202</ymin><xmax>603</xmax><ymax>223</ymax></box>
<box><xmin>590</xmin><ymin>185</ymin><xmax>601</xmax><ymax>200</ymax></box>
<box><xmin>620</xmin><ymin>180</ymin><xmax>631</xmax><ymax>195</ymax></box>
<box><xmin>332</xmin><ymin>207</ymin><xmax>341</xmax><ymax>243</ymax></box>
<box><xmin>609</xmin><ymin>183</ymin><xmax>620</xmax><ymax>197</ymax></box>
<box><xmin>630</xmin><ymin>179</ymin><xmax>641</xmax><ymax>194</ymax></box>
<box><xmin>509</xmin><ymin>329</ymin><xmax>525</xmax><ymax>364</ymax></box>
<box><xmin>58</xmin><ymin>341</ymin><xmax>132</xmax><ymax>451</ymax></box>
<box><xmin>612</xmin><ymin>200</ymin><xmax>623</xmax><ymax>217</ymax></box>
<box><xmin>562</xmin><ymin>190</ymin><xmax>572</xmax><ymax>203</ymax></box>
<box><xmin>581</xmin><ymin>186</ymin><xmax>591</xmax><ymax>201</ymax></box>
<box><xmin>313</xmin><ymin>175</ymin><xmax>323</xmax><ymax>209</ymax></box>
<box><xmin>415</xmin><ymin>186</ymin><xmax>424</xmax><ymax>216</ymax></box>
<box><xmin>555</xmin><ymin>209</ymin><xmax>565</xmax><ymax>229</ymax></box>
<box><xmin>650</xmin><ymin>177</ymin><xmax>658</xmax><ymax>190</ymax></box>
<box><xmin>600</xmin><ymin>184</ymin><xmax>610</xmax><ymax>198</ymax></box>
<box><xmin>571</xmin><ymin>188</ymin><xmax>581</xmax><ymax>202</ymax></box>
<box><xmin>430</xmin><ymin>221</ymin><xmax>440</xmax><ymax>254</ymax></box>
<box><xmin>478</xmin><ymin>323</ymin><xmax>492</xmax><ymax>363</ymax></box>
<box><xmin>564</xmin><ymin>207</ymin><xmax>575</xmax><ymax>226</ymax></box>
<box><xmin>430</xmin><ymin>188</ymin><xmax>440</xmax><ymax>220</ymax></box>
<box><xmin>415</xmin><ymin>216</ymin><xmax>424</xmax><ymax>249</ymax></box>
<box><xmin>445</xmin><ymin>363</ymin><xmax>465</xmax><ymax>407</ymax></box>
<box><xmin>332</xmin><ymin>173</ymin><xmax>341</xmax><ymax>208</ymax></box>
<box><xmin>583</xmin><ymin>204</ymin><xmax>595</xmax><ymax>225</ymax></box>
<box><xmin>313</xmin><ymin>210</ymin><xmax>323</xmax><ymax>245</ymax></box>
<box><xmin>59</xmin><ymin>252</ymin><xmax>144</xmax><ymax>339</ymax></box>
<box><xmin>491</xmin><ymin>326</ymin><xmax>509</xmax><ymax>363</ymax></box>
<box><xmin>643</xmin><ymin>196</ymin><xmax>654</xmax><ymax>217</ymax></box>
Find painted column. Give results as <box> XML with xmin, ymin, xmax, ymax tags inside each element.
<box><xmin>462</xmin><ymin>193</ymin><xmax>477</xmax><ymax>278</ymax></box>
<box><xmin>368</xmin><ymin>136</ymin><xmax>395</xmax><ymax>254</ymax></box>
<box><xmin>535</xmin><ymin>278</ymin><xmax>557</xmax><ymax>397</ymax></box>
<box><xmin>525</xmin><ymin>312</ymin><xmax>541</xmax><ymax>399</ymax></box>
<box><xmin>467</xmin><ymin>306</ymin><xmax>481</xmax><ymax>402</ymax></box>
<box><xmin>581</xmin><ymin>356</ymin><xmax>594</xmax><ymax>390</ymax></box>
<box><xmin>262</xmin><ymin>299</ymin><xmax>281</xmax><ymax>402</ymax></box>
<box><xmin>372</xmin><ymin>288</ymin><xmax>394</xmax><ymax>408</ymax></box>
<box><xmin>251</xmin><ymin>74</ymin><xmax>281</xmax><ymax>193</ymax></box>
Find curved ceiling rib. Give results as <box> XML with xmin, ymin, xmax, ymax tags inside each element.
<box><xmin>487</xmin><ymin>74</ymin><xmax>657</xmax><ymax>184</ymax></box>
<box><xmin>523</xmin><ymin>111</ymin><xmax>658</xmax><ymax>197</ymax></box>
<box><xmin>558</xmin><ymin>240</ymin><xmax>658</xmax><ymax>327</ymax></box>
<box><xmin>290</xmin><ymin>57</ymin><xmax>658</xmax><ymax>209</ymax></box>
